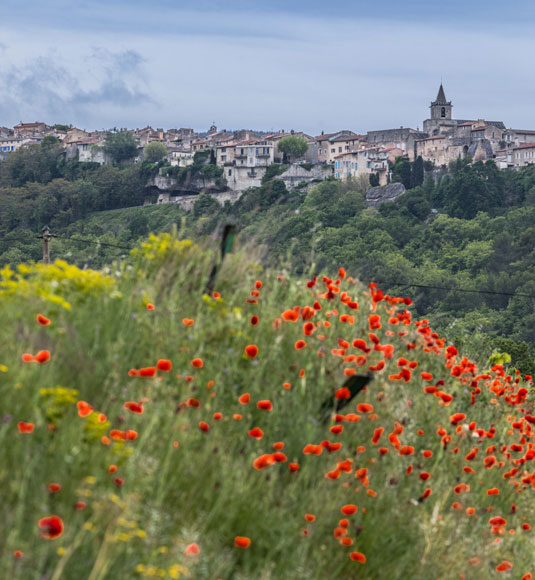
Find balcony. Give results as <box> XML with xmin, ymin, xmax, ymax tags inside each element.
<box><xmin>371</xmin><ymin>161</ymin><xmax>387</xmax><ymax>171</ymax></box>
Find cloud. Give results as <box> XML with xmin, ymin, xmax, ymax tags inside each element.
<box><xmin>0</xmin><ymin>48</ymin><xmax>154</xmax><ymax>127</ymax></box>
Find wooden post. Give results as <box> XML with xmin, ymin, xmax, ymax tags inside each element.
<box><xmin>41</xmin><ymin>225</ymin><xmax>51</xmax><ymax>264</ymax></box>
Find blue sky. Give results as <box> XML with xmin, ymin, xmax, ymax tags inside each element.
<box><xmin>1</xmin><ymin>0</ymin><xmax>534</xmax><ymax>134</ymax></box>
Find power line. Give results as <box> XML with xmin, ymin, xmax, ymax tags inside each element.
<box><xmin>371</xmin><ymin>279</ymin><xmax>535</xmax><ymax>299</ymax></box>
<box><xmin>1</xmin><ymin>233</ymin><xmax>535</xmax><ymax>300</ymax></box>
<box><xmin>53</xmin><ymin>234</ymin><xmax>133</xmax><ymax>251</ymax></box>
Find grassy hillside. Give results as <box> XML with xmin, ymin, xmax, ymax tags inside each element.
<box><xmin>1</xmin><ymin>232</ymin><xmax>534</xmax><ymax>579</ymax></box>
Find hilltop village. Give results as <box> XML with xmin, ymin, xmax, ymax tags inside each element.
<box><xmin>2</xmin><ymin>85</ymin><xmax>535</xmax><ymax>200</ymax></box>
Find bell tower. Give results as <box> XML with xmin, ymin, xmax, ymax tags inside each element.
<box><xmin>430</xmin><ymin>83</ymin><xmax>452</xmax><ymax>120</ymax></box>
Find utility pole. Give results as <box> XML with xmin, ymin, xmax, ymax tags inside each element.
<box><xmin>40</xmin><ymin>225</ymin><xmax>53</xmax><ymax>264</ymax></box>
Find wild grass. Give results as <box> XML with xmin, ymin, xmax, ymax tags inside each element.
<box><xmin>0</xmin><ymin>232</ymin><xmax>533</xmax><ymax>579</ymax></box>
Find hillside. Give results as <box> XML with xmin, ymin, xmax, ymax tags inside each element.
<box><xmin>1</xmin><ymin>234</ymin><xmax>535</xmax><ymax>579</ymax></box>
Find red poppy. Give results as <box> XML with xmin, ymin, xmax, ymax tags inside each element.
<box><xmin>419</xmin><ymin>472</ymin><xmax>430</xmax><ymax>481</ymax></box>
<box><xmin>156</xmin><ymin>359</ymin><xmax>172</xmax><ymax>372</ymax></box>
<box><xmin>184</xmin><ymin>543</ymin><xmax>201</xmax><ymax>556</ymax></box>
<box><xmin>77</xmin><ymin>401</ymin><xmax>93</xmax><ymax>418</ymax></box>
<box><xmin>273</xmin><ymin>442</ymin><xmax>285</xmax><ymax>450</ymax></box>
<box><xmin>125</xmin><ymin>430</ymin><xmax>138</xmax><ymax>441</ymax></box>
<box><xmin>496</xmin><ymin>561</ymin><xmax>513</xmax><ymax>572</ymax></box>
<box><xmin>289</xmin><ymin>462</ymin><xmax>300</xmax><ymax>472</ymax></box>
<box><xmin>38</xmin><ymin>515</ymin><xmax>64</xmax><ymax>539</ymax></box>
<box><xmin>139</xmin><ymin>367</ymin><xmax>157</xmax><ymax>378</ymax></box>
<box><xmin>340</xmin><ymin>504</ymin><xmax>357</xmax><ymax>516</ymax></box>
<box><xmin>238</xmin><ymin>393</ymin><xmax>251</xmax><ymax>405</ymax></box>
<box><xmin>487</xmin><ymin>488</ymin><xmax>500</xmax><ymax>496</ymax></box>
<box><xmin>191</xmin><ymin>358</ymin><xmax>204</xmax><ymax>368</ymax></box>
<box><xmin>280</xmin><ymin>309</ymin><xmax>299</xmax><ymax>323</ymax></box>
<box><xmin>248</xmin><ymin>427</ymin><xmax>264</xmax><ymax>439</ymax></box>
<box><xmin>295</xmin><ymin>340</ymin><xmax>307</xmax><ymax>350</ymax></box>
<box><xmin>124</xmin><ymin>402</ymin><xmax>144</xmax><ymax>414</ymax></box>
<box><xmin>213</xmin><ymin>412</ymin><xmax>223</xmax><ymax>421</ymax></box>
<box><xmin>36</xmin><ymin>314</ymin><xmax>51</xmax><ymax>326</ymax></box>
<box><xmin>34</xmin><ymin>350</ymin><xmax>50</xmax><ymax>364</ymax></box>
<box><xmin>256</xmin><ymin>400</ymin><xmax>273</xmax><ymax>411</ymax></box>
<box><xmin>234</xmin><ymin>536</ymin><xmax>251</xmax><ymax>549</ymax></box>
<box><xmin>13</xmin><ymin>550</ymin><xmax>23</xmax><ymax>559</ymax></box>
<box><xmin>357</xmin><ymin>403</ymin><xmax>373</xmax><ymax>414</ymax></box>
<box><xmin>245</xmin><ymin>344</ymin><xmax>259</xmax><ymax>358</ymax></box>
<box><xmin>182</xmin><ymin>318</ymin><xmax>194</xmax><ymax>326</ymax></box>
<box><xmin>198</xmin><ymin>421</ymin><xmax>209</xmax><ymax>432</ymax></box>
<box><xmin>304</xmin><ymin>513</ymin><xmax>315</xmax><ymax>522</ymax></box>
<box><xmin>449</xmin><ymin>413</ymin><xmax>466</xmax><ymax>426</ymax></box>
<box><xmin>250</xmin><ymin>315</ymin><xmax>259</xmax><ymax>326</ymax></box>
<box><xmin>253</xmin><ymin>454</ymin><xmax>275</xmax><ymax>470</ymax></box>
<box><xmin>350</xmin><ymin>552</ymin><xmax>366</xmax><ymax>564</ymax></box>
<box><xmin>17</xmin><ymin>421</ymin><xmax>35</xmax><ymax>433</ymax></box>
<box><xmin>48</xmin><ymin>483</ymin><xmax>61</xmax><ymax>493</ymax></box>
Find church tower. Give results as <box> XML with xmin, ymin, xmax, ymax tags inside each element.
<box><xmin>430</xmin><ymin>84</ymin><xmax>452</xmax><ymax>120</ymax></box>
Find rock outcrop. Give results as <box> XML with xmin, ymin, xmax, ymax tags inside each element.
<box><xmin>366</xmin><ymin>182</ymin><xmax>406</xmax><ymax>208</ymax></box>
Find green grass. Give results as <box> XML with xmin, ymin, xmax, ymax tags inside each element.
<box><xmin>1</xmin><ymin>232</ymin><xmax>534</xmax><ymax>579</ymax></box>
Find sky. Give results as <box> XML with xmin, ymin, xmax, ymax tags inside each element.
<box><xmin>1</xmin><ymin>0</ymin><xmax>534</xmax><ymax>135</ymax></box>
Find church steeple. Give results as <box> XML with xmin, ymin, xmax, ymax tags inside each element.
<box><xmin>430</xmin><ymin>83</ymin><xmax>452</xmax><ymax>120</ymax></box>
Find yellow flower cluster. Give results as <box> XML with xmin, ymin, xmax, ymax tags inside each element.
<box><xmin>0</xmin><ymin>260</ymin><xmax>116</xmax><ymax>309</ymax></box>
<box><xmin>39</xmin><ymin>386</ymin><xmax>79</xmax><ymax>424</ymax></box>
<box><xmin>131</xmin><ymin>232</ymin><xmax>196</xmax><ymax>266</ymax></box>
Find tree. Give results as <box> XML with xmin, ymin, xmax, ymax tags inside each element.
<box><xmin>391</xmin><ymin>157</ymin><xmax>412</xmax><ymax>189</ymax></box>
<box><xmin>143</xmin><ymin>142</ymin><xmax>168</xmax><ymax>163</ymax></box>
<box><xmin>369</xmin><ymin>173</ymin><xmax>380</xmax><ymax>187</ymax></box>
<box><xmin>104</xmin><ymin>131</ymin><xmax>138</xmax><ymax>165</ymax></box>
<box><xmin>277</xmin><ymin>136</ymin><xmax>308</xmax><ymax>163</ymax></box>
<box><xmin>41</xmin><ymin>135</ymin><xmax>60</xmax><ymax>149</ymax></box>
<box><xmin>411</xmin><ymin>156</ymin><xmax>424</xmax><ymax>188</ymax></box>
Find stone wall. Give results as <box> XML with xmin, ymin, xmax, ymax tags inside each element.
<box><xmin>156</xmin><ymin>190</ymin><xmax>242</xmax><ymax>211</ymax></box>
<box><xmin>279</xmin><ymin>164</ymin><xmax>333</xmax><ymax>190</ymax></box>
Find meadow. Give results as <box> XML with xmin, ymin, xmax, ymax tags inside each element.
<box><xmin>1</xmin><ymin>231</ymin><xmax>533</xmax><ymax>579</ymax></box>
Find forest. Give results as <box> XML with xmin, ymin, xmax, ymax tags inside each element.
<box><xmin>1</xmin><ymin>143</ymin><xmax>535</xmax><ymax>372</ymax></box>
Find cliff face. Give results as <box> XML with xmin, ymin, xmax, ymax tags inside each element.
<box><xmin>366</xmin><ymin>182</ymin><xmax>406</xmax><ymax>207</ymax></box>
<box><xmin>147</xmin><ymin>174</ymin><xmax>227</xmax><ymax>195</ymax></box>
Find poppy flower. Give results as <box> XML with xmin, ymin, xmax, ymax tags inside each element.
<box><xmin>234</xmin><ymin>536</ymin><xmax>251</xmax><ymax>549</ymax></box>
<box><xmin>295</xmin><ymin>340</ymin><xmax>307</xmax><ymax>350</ymax></box>
<box><xmin>256</xmin><ymin>400</ymin><xmax>273</xmax><ymax>411</ymax></box>
<box><xmin>496</xmin><ymin>561</ymin><xmax>513</xmax><ymax>572</ymax></box>
<box><xmin>304</xmin><ymin>513</ymin><xmax>315</xmax><ymax>522</ymax></box>
<box><xmin>126</xmin><ymin>430</ymin><xmax>138</xmax><ymax>441</ymax></box>
<box><xmin>17</xmin><ymin>421</ymin><xmax>34</xmax><ymax>433</ymax></box>
<box><xmin>156</xmin><ymin>359</ymin><xmax>172</xmax><ymax>372</ymax></box>
<box><xmin>349</xmin><ymin>552</ymin><xmax>366</xmax><ymax>564</ymax></box>
<box><xmin>238</xmin><ymin>393</ymin><xmax>251</xmax><ymax>405</ymax></box>
<box><xmin>77</xmin><ymin>401</ymin><xmax>93</xmax><ymax>418</ymax></box>
<box><xmin>139</xmin><ymin>367</ymin><xmax>157</xmax><ymax>378</ymax></box>
<box><xmin>250</xmin><ymin>315</ymin><xmax>259</xmax><ymax>326</ymax></box>
<box><xmin>37</xmin><ymin>314</ymin><xmax>51</xmax><ymax>326</ymax></box>
<box><xmin>146</xmin><ymin>303</ymin><xmax>155</xmax><ymax>310</ymax></box>
<box><xmin>289</xmin><ymin>462</ymin><xmax>300</xmax><ymax>472</ymax></box>
<box><xmin>48</xmin><ymin>483</ymin><xmax>61</xmax><ymax>493</ymax></box>
<box><xmin>245</xmin><ymin>344</ymin><xmax>258</xmax><ymax>358</ymax></box>
<box><xmin>282</xmin><ymin>310</ymin><xmax>299</xmax><ymax>322</ymax></box>
<box><xmin>114</xmin><ymin>477</ymin><xmax>124</xmax><ymax>487</ymax></box>
<box><xmin>450</xmin><ymin>413</ymin><xmax>466</xmax><ymax>426</ymax></box>
<box><xmin>248</xmin><ymin>427</ymin><xmax>264</xmax><ymax>439</ymax></box>
<box><xmin>74</xmin><ymin>501</ymin><xmax>86</xmax><ymax>511</ymax></box>
<box><xmin>273</xmin><ymin>442</ymin><xmax>285</xmax><ymax>450</ymax></box>
<box><xmin>213</xmin><ymin>412</ymin><xmax>223</xmax><ymax>421</ymax></box>
<box><xmin>182</xmin><ymin>318</ymin><xmax>194</xmax><ymax>326</ymax></box>
<box><xmin>487</xmin><ymin>488</ymin><xmax>500</xmax><ymax>495</ymax></box>
<box><xmin>340</xmin><ymin>504</ymin><xmax>357</xmax><ymax>516</ymax></box>
<box><xmin>13</xmin><ymin>550</ymin><xmax>23</xmax><ymax>559</ymax></box>
<box><xmin>184</xmin><ymin>543</ymin><xmax>201</xmax><ymax>556</ymax></box>
<box><xmin>38</xmin><ymin>515</ymin><xmax>64</xmax><ymax>540</ymax></box>
<box><xmin>357</xmin><ymin>403</ymin><xmax>373</xmax><ymax>414</ymax></box>
<box><xmin>124</xmin><ymin>402</ymin><xmax>143</xmax><ymax>414</ymax></box>
<box><xmin>108</xmin><ymin>464</ymin><xmax>117</xmax><ymax>473</ymax></box>
<box><xmin>253</xmin><ymin>454</ymin><xmax>275</xmax><ymax>470</ymax></box>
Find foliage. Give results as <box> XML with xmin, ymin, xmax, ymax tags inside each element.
<box><xmin>143</xmin><ymin>142</ymin><xmax>168</xmax><ymax>163</ymax></box>
<box><xmin>277</xmin><ymin>136</ymin><xmax>309</xmax><ymax>162</ymax></box>
<box><xmin>262</xmin><ymin>164</ymin><xmax>289</xmax><ymax>183</ymax></box>
<box><xmin>104</xmin><ymin>131</ymin><xmax>138</xmax><ymax>165</ymax></box>
<box><xmin>2</xmin><ymin>242</ymin><xmax>535</xmax><ymax>578</ymax></box>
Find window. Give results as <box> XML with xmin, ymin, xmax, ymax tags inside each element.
<box><xmin>221</xmin><ymin>147</ymin><xmax>226</xmax><ymax>153</ymax></box>
<box><xmin>338</xmin><ymin>147</ymin><xmax>342</xmax><ymax>153</ymax></box>
<box><xmin>228</xmin><ymin>169</ymin><xmax>232</xmax><ymax>176</ymax></box>
<box><xmin>331</xmin><ymin>148</ymin><xmax>335</xmax><ymax>153</ymax></box>
<box><xmin>366</xmin><ymin>161</ymin><xmax>371</xmax><ymax>168</ymax></box>
<box><xmin>441</xmin><ymin>107</ymin><xmax>446</xmax><ymax>118</ymax></box>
